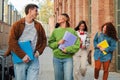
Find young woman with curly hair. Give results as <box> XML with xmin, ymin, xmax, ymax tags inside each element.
<box><xmin>93</xmin><ymin>22</ymin><xmax>118</xmax><ymax>80</ymax></box>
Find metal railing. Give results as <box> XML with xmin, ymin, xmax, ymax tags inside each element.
<box><xmin>0</xmin><ymin>50</ymin><xmax>5</xmax><ymax>80</ymax></box>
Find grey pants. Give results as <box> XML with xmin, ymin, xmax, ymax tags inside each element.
<box><xmin>73</xmin><ymin>49</ymin><xmax>88</xmax><ymax>80</ymax></box>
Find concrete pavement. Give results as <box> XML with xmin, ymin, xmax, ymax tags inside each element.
<box><xmin>39</xmin><ymin>47</ymin><xmax>120</xmax><ymax>80</ymax></box>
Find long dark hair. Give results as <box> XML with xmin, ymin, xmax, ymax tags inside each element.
<box><xmin>101</xmin><ymin>22</ymin><xmax>118</xmax><ymax>41</ymax></box>
<box><xmin>61</xmin><ymin>13</ymin><xmax>70</xmax><ymax>27</ymax></box>
<box><xmin>55</xmin><ymin>23</ymin><xmax>60</xmax><ymax>28</ymax></box>
<box><xmin>74</xmin><ymin>20</ymin><xmax>88</xmax><ymax>31</ymax></box>
<box><xmin>55</xmin><ymin>13</ymin><xmax>70</xmax><ymax>28</ymax></box>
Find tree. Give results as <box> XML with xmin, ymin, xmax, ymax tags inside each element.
<box><xmin>38</xmin><ymin>0</ymin><xmax>54</xmax><ymax>24</ymax></box>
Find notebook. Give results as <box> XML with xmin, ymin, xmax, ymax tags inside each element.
<box><xmin>11</xmin><ymin>41</ymin><xmax>34</xmax><ymax>64</ymax></box>
<box><xmin>98</xmin><ymin>40</ymin><xmax>109</xmax><ymax>55</ymax></box>
<box><xmin>59</xmin><ymin>31</ymin><xmax>77</xmax><ymax>50</ymax></box>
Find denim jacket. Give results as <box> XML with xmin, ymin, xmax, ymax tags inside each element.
<box><xmin>93</xmin><ymin>32</ymin><xmax>116</xmax><ymax>62</ymax></box>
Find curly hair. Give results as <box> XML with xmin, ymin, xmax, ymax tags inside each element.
<box><xmin>101</xmin><ymin>22</ymin><xmax>118</xmax><ymax>41</ymax></box>
<box><xmin>74</xmin><ymin>20</ymin><xmax>88</xmax><ymax>31</ymax></box>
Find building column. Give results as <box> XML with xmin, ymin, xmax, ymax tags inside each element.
<box><xmin>79</xmin><ymin>0</ymin><xmax>83</xmax><ymax>20</ymax></box>
<box><xmin>65</xmin><ymin>0</ymin><xmax>76</xmax><ymax>27</ymax></box>
<box><xmin>8</xmin><ymin>4</ymin><xmax>12</xmax><ymax>25</ymax></box>
<box><xmin>70</xmin><ymin>0</ymin><xmax>76</xmax><ymax>28</ymax></box>
<box><xmin>75</xmin><ymin>0</ymin><xmax>80</xmax><ymax>25</ymax></box>
<box><xmin>54</xmin><ymin>0</ymin><xmax>59</xmax><ymax>23</ymax></box>
<box><xmin>75</xmin><ymin>0</ymin><xmax>89</xmax><ymax>26</ymax></box>
<box><xmin>0</xmin><ymin>0</ymin><xmax>4</xmax><ymax>21</ymax></box>
<box><xmin>67</xmin><ymin>0</ymin><xmax>70</xmax><ymax>15</ymax></box>
<box><xmin>13</xmin><ymin>10</ymin><xmax>17</xmax><ymax>23</ymax></box>
<box><xmin>62</xmin><ymin>0</ymin><xmax>66</xmax><ymax>13</ymax></box>
<box><xmin>90</xmin><ymin>0</ymin><xmax>100</xmax><ymax>67</ymax></box>
<box><xmin>58</xmin><ymin>0</ymin><xmax>62</xmax><ymax>14</ymax></box>
<box><xmin>83</xmin><ymin>0</ymin><xmax>89</xmax><ymax>24</ymax></box>
<box><xmin>49</xmin><ymin>15</ymin><xmax>55</xmax><ymax>35</ymax></box>
<box><xmin>4</xmin><ymin>1</ymin><xmax>8</xmax><ymax>23</ymax></box>
<box><xmin>91</xmin><ymin>0</ymin><xmax>99</xmax><ymax>35</ymax></box>
<box><xmin>104</xmin><ymin>0</ymin><xmax>115</xmax><ymax>23</ymax></box>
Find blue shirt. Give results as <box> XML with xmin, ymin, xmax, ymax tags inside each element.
<box><xmin>93</xmin><ymin>32</ymin><xmax>116</xmax><ymax>62</ymax></box>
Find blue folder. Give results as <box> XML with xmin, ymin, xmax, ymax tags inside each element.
<box><xmin>59</xmin><ymin>31</ymin><xmax>77</xmax><ymax>50</ymax></box>
<box><xmin>11</xmin><ymin>41</ymin><xmax>34</xmax><ymax>64</ymax></box>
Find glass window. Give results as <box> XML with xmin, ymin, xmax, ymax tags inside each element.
<box><xmin>118</xmin><ymin>26</ymin><xmax>120</xmax><ymax>38</ymax></box>
<box><xmin>0</xmin><ymin>0</ymin><xmax>3</xmax><ymax>20</ymax></box>
<box><xmin>118</xmin><ymin>56</ymin><xmax>120</xmax><ymax>70</ymax></box>
<box><xmin>117</xmin><ymin>11</ymin><xmax>120</xmax><ymax>24</ymax></box>
<box><xmin>118</xmin><ymin>26</ymin><xmax>120</xmax><ymax>55</ymax></box>
<box><xmin>118</xmin><ymin>0</ymin><xmax>120</xmax><ymax>9</ymax></box>
<box><xmin>89</xmin><ymin>0</ymin><xmax>92</xmax><ymax>33</ymax></box>
<box><xmin>118</xmin><ymin>43</ymin><xmax>120</xmax><ymax>55</ymax></box>
<box><xmin>117</xmin><ymin>0</ymin><xmax>120</xmax><ymax>71</ymax></box>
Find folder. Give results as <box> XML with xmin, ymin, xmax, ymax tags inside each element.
<box><xmin>59</xmin><ymin>31</ymin><xmax>77</xmax><ymax>50</ymax></box>
<box><xmin>98</xmin><ymin>40</ymin><xmax>109</xmax><ymax>55</ymax></box>
<box><xmin>11</xmin><ymin>41</ymin><xmax>34</xmax><ymax>64</ymax></box>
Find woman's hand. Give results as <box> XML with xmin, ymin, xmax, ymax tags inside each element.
<box><xmin>81</xmin><ymin>45</ymin><xmax>86</xmax><ymax>49</ymax></box>
<box><xmin>97</xmin><ymin>45</ymin><xmax>105</xmax><ymax>51</ymax></box>
<box><xmin>58</xmin><ymin>39</ymin><xmax>65</xmax><ymax>45</ymax></box>
<box><xmin>62</xmin><ymin>48</ymin><xmax>66</xmax><ymax>53</ymax></box>
<box><xmin>99</xmin><ymin>47</ymin><xmax>105</xmax><ymax>51</ymax></box>
<box><xmin>97</xmin><ymin>45</ymin><xmax>101</xmax><ymax>48</ymax></box>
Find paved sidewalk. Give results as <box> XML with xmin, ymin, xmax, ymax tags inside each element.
<box><xmin>39</xmin><ymin>47</ymin><xmax>120</xmax><ymax>80</ymax></box>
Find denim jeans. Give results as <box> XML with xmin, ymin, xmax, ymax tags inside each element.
<box><xmin>53</xmin><ymin>57</ymin><xmax>73</xmax><ymax>80</ymax></box>
<box><xmin>14</xmin><ymin>57</ymin><xmax>39</xmax><ymax>80</ymax></box>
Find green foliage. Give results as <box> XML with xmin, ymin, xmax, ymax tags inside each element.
<box><xmin>38</xmin><ymin>0</ymin><xmax>54</xmax><ymax>24</ymax></box>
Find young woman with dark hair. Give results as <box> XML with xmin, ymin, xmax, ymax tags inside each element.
<box><xmin>73</xmin><ymin>20</ymin><xmax>90</xmax><ymax>80</ymax></box>
<box><xmin>74</xmin><ymin>20</ymin><xmax>88</xmax><ymax>31</ymax></box>
<box><xmin>93</xmin><ymin>22</ymin><xmax>118</xmax><ymax>80</ymax></box>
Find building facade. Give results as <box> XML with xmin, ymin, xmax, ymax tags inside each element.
<box><xmin>54</xmin><ymin>0</ymin><xmax>120</xmax><ymax>72</ymax></box>
<box><xmin>0</xmin><ymin>21</ymin><xmax>10</xmax><ymax>50</ymax></box>
<box><xmin>0</xmin><ymin>0</ymin><xmax>21</xmax><ymax>50</ymax></box>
